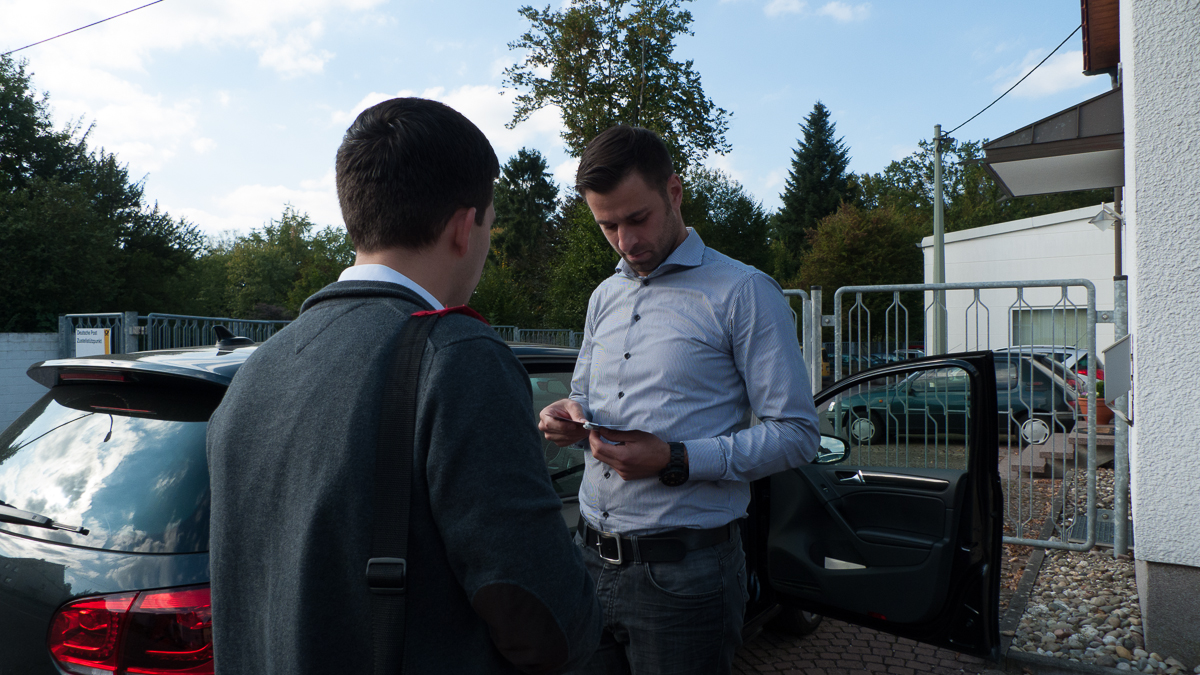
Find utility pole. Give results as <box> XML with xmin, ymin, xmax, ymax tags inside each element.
<box><xmin>931</xmin><ymin>124</ymin><xmax>948</xmax><ymax>354</ymax></box>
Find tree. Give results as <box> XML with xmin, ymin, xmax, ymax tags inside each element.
<box><xmin>543</xmin><ymin>197</ymin><xmax>619</xmax><ymax>330</ymax></box>
<box><xmin>0</xmin><ymin>55</ymin><xmax>202</xmax><ymax>331</ymax></box>
<box><xmin>218</xmin><ymin>206</ymin><xmax>354</xmax><ymax>319</ymax></box>
<box><xmin>857</xmin><ymin>138</ymin><xmax>1112</xmax><ymax>233</ymax></box>
<box><xmin>795</xmin><ymin>204</ymin><xmax>925</xmax><ymax>341</ymax></box>
<box><xmin>491</xmin><ymin>148</ymin><xmax>559</xmax><ymax>270</ymax></box>
<box><xmin>504</xmin><ymin>0</ymin><xmax>730</xmax><ymax>171</ymax></box>
<box><xmin>685</xmin><ymin>167</ymin><xmax>770</xmax><ymax>271</ymax></box>
<box><xmin>774</xmin><ymin>102</ymin><xmax>853</xmax><ymax>259</ymax></box>
<box><xmin>473</xmin><ymin>149</ymin><xmax>560</xmax><ymax>326</ymax></box>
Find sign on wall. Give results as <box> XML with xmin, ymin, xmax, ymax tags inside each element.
<box><xmin>75</xmin><ymin>328</ymin><xmax>111</xmax><ymax>357</ymax></box>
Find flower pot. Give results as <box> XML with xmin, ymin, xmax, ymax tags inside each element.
<box><xmin>1077</xmin><ymin>398</ymin><xmax>1115</xmax><ymax>425</ymax></box>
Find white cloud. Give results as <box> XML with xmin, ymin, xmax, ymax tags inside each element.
<box><xmin>192</xmin><ymin>138</ymin><xmax>216</xmax><ymax>154</ymax></box>
<box><xmin>552</xmin><ymin>157</ymin><xmax>579</xmax><ymax>193</ymax></box>
<box><xmin>330</xmin><ymin>85</ymin><xmax>567</xmax><ymax>160</ymax></box>
<box><xmin>0</xmin><ymin>0</ymin><xmax>385</xmax><ymax>176</ymax></box>
<box><xmin>176</xmin><ymin>170</ymin><xmax>343</xmax><ymax>236</ymax></box>
<box><xmin>816</xmin><ymin>2</ymin><xmax>870</xmax><ymax>22</ymax></box>
<box><xmin>993</xmin><ymin>50</ymin><xmax>1091</xmax><ymax>99</ymax></box>
<box><xmin>764</xmin><ymin>0</ymin><xmax>806</xmax><ymax>17</ymax></box>
<box><xmin>255</xmin><ymin>21</ymin><xmax>334</xmax><ymax>78</ymax></box>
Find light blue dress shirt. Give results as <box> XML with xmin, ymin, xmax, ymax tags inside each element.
<box><xmin>571</xmin><ymin>228</ymin><xmax>820</xmax><ymax>535</ymax></box>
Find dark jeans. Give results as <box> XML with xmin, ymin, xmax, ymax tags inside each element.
<box><xmin>567</xmin><ymin>525</ymin><xmax>748</xmax><ymax>675</ymax></box>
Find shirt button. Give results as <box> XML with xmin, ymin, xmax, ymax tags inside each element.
<box><xmin>624</xmin><ymin>353</ymin><xmax>630</xmax><ymax>359</ymax></box>
<box><xmin>642</xmin><ymin>280</ymin><xmax>649</xmax><ymax>287</ymax></box>
<box><xmin>602</xmin><ymin>512</ymin><xmax>609</xmax><ymax>519</ymax></box>
<box><xmin>633</xmin><ymin>314</ymin><xmax>641</xmax><ymax>321</ymax></box>
<box><xmin>617</xmin><ymin>391</ymin><xmax>624</xmax><ymax>398</ymax></box>
<box><xmin>604</xmin><ymin>471</ymin><xmax>611</xmax><ymax>479</ymax></box>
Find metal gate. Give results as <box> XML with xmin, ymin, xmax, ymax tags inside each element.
<box><xmin>806</xmin><ymin>280</ymin><xmax>1113</xmax><ymax>552</ymax></box>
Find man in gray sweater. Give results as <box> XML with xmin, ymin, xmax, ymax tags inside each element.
<box><xmin>207</xmin><ymin>98</ymin><xmax>600</xmax><ymax>674</ymax></box>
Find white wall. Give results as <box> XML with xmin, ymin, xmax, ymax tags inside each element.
<box><xmin>0</xmin><ymin>334</ymin><xmax>59</xmax><ymax>432</ymax></box>
<box><xmin>920</xmin><ymin>205</ymin><xmax>1119</xmax><ymax>354</ymax></box>
<box><xmin>1125</xmin><ymin>0</ymin><xmax>1200</xmax><ymax>567</ymax></box>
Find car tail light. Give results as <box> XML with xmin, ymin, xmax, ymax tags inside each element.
<box><xmin>61</xmin><ymin>371</ymin><xmax>127</xmax><ymax>383</ymax></box>
<box><xmin>48</xmin><ymin>586</ymin><xmax>213</xmax><ymax>675</ymax></box>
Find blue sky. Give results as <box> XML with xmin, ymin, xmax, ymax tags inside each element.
<box><xmin>1</xmin><ymin>0</ymin><xmax>1112</xmax><ymax>237</ymax></box>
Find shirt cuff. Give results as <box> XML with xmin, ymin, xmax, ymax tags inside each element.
<box><xmin>681</xmin><ymin>437</ymin><xmax>725</xmax><ymax>482</ymax></box>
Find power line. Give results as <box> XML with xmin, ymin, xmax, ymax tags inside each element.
<box><xmin>945</xmin><ymin>24</ymin><xmax>1082</xmax><ymax>136</ymax></box>
<box><xmin>2</xmin><ymin>0</ymin><xmax>167</xmax><ymax>57</ymax></box>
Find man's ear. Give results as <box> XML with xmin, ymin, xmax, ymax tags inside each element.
<box><xmin>667</xmin><ymin>173</ymin><xmax>683</xmax><ymax>211</ymax></box>
<box><xmin>447</xmin><ymin>206</ymin><xmax>477</xmax><ymax>257</ymax></box>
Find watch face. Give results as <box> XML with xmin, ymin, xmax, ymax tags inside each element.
<box><xmin>660</xmin><ymin>469</ymin><xmax>687</xmax><ymax>487</ymax></box>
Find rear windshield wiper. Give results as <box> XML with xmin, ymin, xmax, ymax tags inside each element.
<box><xmin>0</xmin><ymin>500</ymin><xmax>89</xmax><ymax>535</ymax></box>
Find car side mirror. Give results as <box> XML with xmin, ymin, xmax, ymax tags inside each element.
<box><xmin>814</xmin><ymin>434</ymin><xmax>850</xmax><ymax>465</ymax></box>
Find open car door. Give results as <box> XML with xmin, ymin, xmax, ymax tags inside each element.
<box><xmin>765</xmin><ymin>351</ymin><xmax>1002</xmax><ymax>659</ymax></box>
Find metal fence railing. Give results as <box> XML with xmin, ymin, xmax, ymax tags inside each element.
<box><xmin>827</xmin><ymin>280</ymin><xmax>1108</xmax><ymax>552</ymax></box>
<box><xmin>145</xmin><ymin>314</ymin><xmax>292</xmax><ymax>350</ymax></box>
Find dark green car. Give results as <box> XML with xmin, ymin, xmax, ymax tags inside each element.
<box><xmin>826</xmin><ymin>351</ymin><xmax>1076</xmax><ymax>447</ymax></box>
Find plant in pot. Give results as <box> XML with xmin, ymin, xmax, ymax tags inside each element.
<box><xmin>1077</xmin><ymin>380</ymin><xmax>1115</xmax><ymax>425</ymax></box>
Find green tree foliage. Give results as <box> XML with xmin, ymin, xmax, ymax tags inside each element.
<box><xmin>209</xmin><ymin>206</ymin><xmax>354</xmax><ymax>320</ymax></box>
<box><xmin>795</xmin><ymin>204</ymin><xmax>925</xmax><ymax>341</ymax></box>
<box><xmin>773</xmin><ymin>101</ymin><xmax>852</xmax><ymax>261</ymax></box>
<box><xmin>543</xmin><ymin>197</ymin><xmax>619</xmax><ymax>330</ymax></box>
<box><xmin>857</xmin><ymin>138</ymin><xmax>1112</xmax><ymax>233</ymax></box>
<box><xmin>473</xmin><ymin>148</ymin><xmax>560</xmax><ymax>327</ymax></box>
<box><xmin>685</xmin><ymin>167</ymin><xmax>770</xmax><ymax>271</ymax></box>
<box><xmin>504</xmin><ymin>0</ymin><xmax>730</xmax><ymax>171</ymax></box>
<box><xmin>491</xmin><ymin>148</ymin><xmax>558</xmax><ymax>271</ymax></box>
<box><xmin>0</xmin><ymin>55</ymin><xmax>202</xmax><ymax>331</ymax></box>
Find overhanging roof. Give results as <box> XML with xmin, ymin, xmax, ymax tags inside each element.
<box><xmin>981</xmin><ymin>87</ymin><xmax>1123</xmax><ymax>197</ymax></box>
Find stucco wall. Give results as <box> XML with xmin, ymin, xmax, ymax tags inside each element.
<box><xmin>920</xmin><ymin>205</ymin><xmax>1118</xmax><ymax>353</ymax></box>
<box><xmin>0</xmin><ymin>333</ymin><xmax>59</xmax><ymax>432</ymax></box>
<box><xmin>1126</xmin><ymin>0</ymin><xmax>1200</xmax><ymax>567</ymax></box>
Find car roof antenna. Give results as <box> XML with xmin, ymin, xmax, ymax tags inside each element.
<box><xmin>213</xmin><ymin>325</ymin><xmax>255</xmax><ymax>349</ymax></box>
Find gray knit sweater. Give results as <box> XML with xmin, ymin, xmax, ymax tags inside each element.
<box><xmin>207</xmin><ymin>281</ymin><xmax>600</xmax><ymax>674</ymax></box>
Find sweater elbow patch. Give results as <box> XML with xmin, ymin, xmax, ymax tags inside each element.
<box><xmin>471</xmin><ymin>582</ymin><xmax>569</xmax><ymax>674</ymax></box>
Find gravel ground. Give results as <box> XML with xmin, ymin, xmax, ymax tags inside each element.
<box><xmin>1006</xmin><ymin>468</ymin><xmax>1199</xmax><ymax>673</ymax></box>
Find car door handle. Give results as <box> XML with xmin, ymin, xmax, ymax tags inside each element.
<box><xmin>836</xmin><ymin>470</ymin><xmax>949</xmax><ymax>491</ymax></box>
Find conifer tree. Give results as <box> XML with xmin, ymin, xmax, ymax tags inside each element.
<box><xmin>774</xmin><ymin>101</ymin><xmax>852</xmax><ymax>257</ymax></box>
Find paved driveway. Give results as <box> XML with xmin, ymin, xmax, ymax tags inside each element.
<box><xmin>735</xmin><ymin>618</ymin><xmax>997</xmax><ymax>675</ymax></box>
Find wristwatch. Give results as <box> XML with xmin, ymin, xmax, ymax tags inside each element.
<box><xmin>659</xmin><ymin>442</ymin><xmax>689</xmax><ymax>486</ymax></box>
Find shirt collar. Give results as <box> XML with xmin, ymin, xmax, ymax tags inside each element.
<box><xmin>337</xmin><ymin>264</ymin><xmax>444</xmax><ymax>310</ymax></box>
<box><xmin>616</xmin><ymin>227</ymin><xmax>706</xmax><ymax>279</ymax></box>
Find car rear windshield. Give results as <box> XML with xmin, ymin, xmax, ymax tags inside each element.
<box><xmin>0</xmin><ymin>383</ymin><xmax>220</xmax><ymax>553</ymax></box>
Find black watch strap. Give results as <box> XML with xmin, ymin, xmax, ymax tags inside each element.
<box><xmin>660</xmin><ymin>442</ymin><xmax>689</xmax><ymax>486</ymax></box>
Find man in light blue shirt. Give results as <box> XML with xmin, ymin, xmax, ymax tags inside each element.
<box><xmin>539</xmin><ymin>125</ymin><xmax>820</xmax><ymax>674</ymax></box>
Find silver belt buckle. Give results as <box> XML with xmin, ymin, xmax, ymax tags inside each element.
<box><xmin>596</xmin><ymin>530</ymin><xmax>623</xmax><ymax>565</ymax></box>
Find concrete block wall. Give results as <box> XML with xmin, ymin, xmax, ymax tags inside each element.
<box><xmin>0</xmin><ymin>333</ymin><xmax>60</xmax><ymax>432</ymax></box>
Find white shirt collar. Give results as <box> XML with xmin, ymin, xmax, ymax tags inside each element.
<box><xmin>337</xmin><ymin>264</ymin><xmax>444</xmax><ymax>310</ymax></box>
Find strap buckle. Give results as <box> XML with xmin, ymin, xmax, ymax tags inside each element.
<box><xmin>366</xmin><ymin>557</ymin><xmax>407</xmax><ymax>595</ymax></box>
<box><xmin>595</xmin><ymin>530</ymin><xmax>623</xmax><ymax>565</ymax></box>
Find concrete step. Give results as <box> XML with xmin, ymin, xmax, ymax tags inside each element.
<box><xmin>1006</xmin><ymin>444</ymin><xmax>1049</xmax><ymax>478</ymax></box>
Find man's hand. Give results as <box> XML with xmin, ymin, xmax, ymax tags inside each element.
<box><xmin>589</xmin><ymin>428</ymin><xmax>673</xmax><ymax>481</ymax></box>
<box><xmin>538</xmin><ymin>399</ymin><xmax>589</xmax><ymax>447</ymax></box>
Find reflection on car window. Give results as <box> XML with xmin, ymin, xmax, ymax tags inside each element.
<box><xmin>529</xmin><ymin>370</ymin><xmax>586</xmax><ymax>498</ymax></box>
<box><xmin>0</xmin><ymin>384</ymin><xmax>217</xmax><ymax>553</ymax></box>
<box><xmin>822</xmin><ymin>366</ymin><xmax>973</xmax><ymax>471</ymax></box>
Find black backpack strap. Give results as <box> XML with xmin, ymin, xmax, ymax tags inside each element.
<box><xmin>368</xmin><ymin>312</ymin><xmax>439</xmax><ymax>675</ymax></box>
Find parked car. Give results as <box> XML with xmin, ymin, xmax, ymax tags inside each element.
<box><xmin>994</xmin><ymin>345</ymin><xmax>1104</xmax><ymax>381</ymax></box>
<box><xmin>827</xmin><ymin>351</ymin><xmax>1076</xmax><ymax>446</ymax></box>
<box><xmin>0</xmin><ymin>342</ymin><xmax>1003</xmax><ymax>674</ymax></box>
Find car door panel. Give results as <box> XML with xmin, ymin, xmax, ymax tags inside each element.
<box><xmin>767</xmin><ymin>352</ymin><xmax>1001</xmax><ymax>659</ymax></box>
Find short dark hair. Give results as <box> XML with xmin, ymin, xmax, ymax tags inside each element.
<box><xmin>336</xmin><ymin>98</ymin><xmax>499</xmax><ymax>252</ymax></box>
<box><xmin>575</xmin><ymin>125</ymin><xmax>674</xmax><ymax>196</ymax></box>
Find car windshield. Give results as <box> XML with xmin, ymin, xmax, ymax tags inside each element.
<box><xmin>0</xmin><ymin>383</ymin><xmax>219</xmax><ymax>553</ymax></box>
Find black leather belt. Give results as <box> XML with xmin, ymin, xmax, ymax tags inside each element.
<box><xmin>579</xmin><ymin>517</ymin><xmax>734</xmax><ymax>565</ymax></box>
